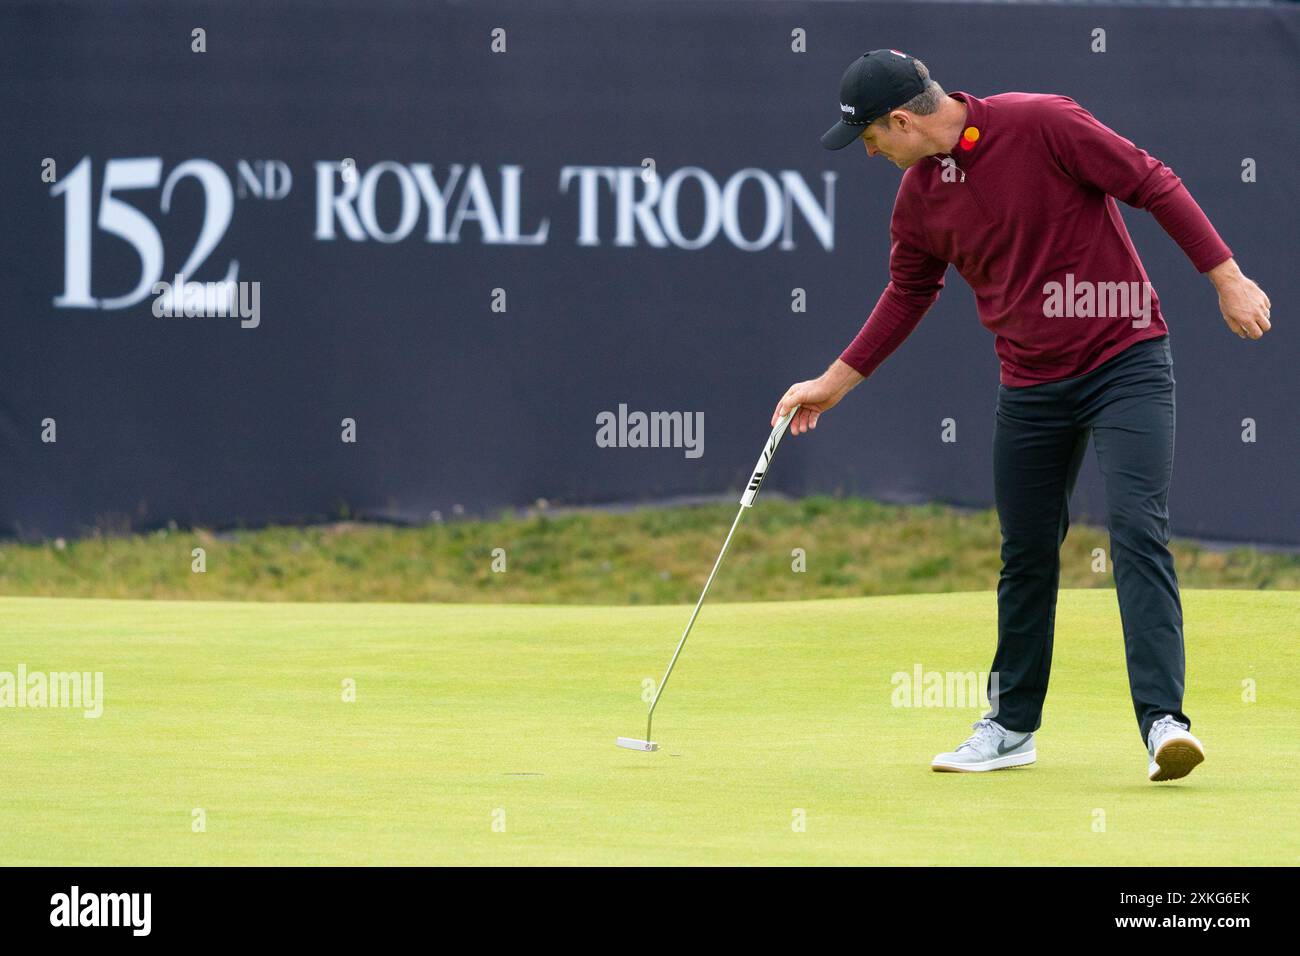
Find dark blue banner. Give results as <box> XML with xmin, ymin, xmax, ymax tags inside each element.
<box><xmin>3</xmin><ymin>1</ymin><xmax>1296</xmax><ymax>543</ymax></box>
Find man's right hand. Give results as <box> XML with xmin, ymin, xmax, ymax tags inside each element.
<box><xmin>772</xmin><ymin>360</ymin><xmax>865</xmax><ymax>436</ymax></box>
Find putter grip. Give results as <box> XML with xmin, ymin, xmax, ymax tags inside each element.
<box><xmin>741</xmin><ymin>405</ymin><xmax>800</xmax><ymax>507</ymax></box>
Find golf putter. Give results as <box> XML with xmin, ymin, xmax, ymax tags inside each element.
<box><xmin>617</xmin><ymin>404</ymin><xmax>801</xmax><ymax>752</ymax></box>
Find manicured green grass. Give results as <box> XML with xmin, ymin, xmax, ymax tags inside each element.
<box><xmin>2</xmin><ymin>497</ymin><xmax>1295</xmax><ymax>603</ymax></box>
<box><xmin>2</xmin><ymin>589</ymin><xmax>1294</xmax><ymax>865</ymax></box>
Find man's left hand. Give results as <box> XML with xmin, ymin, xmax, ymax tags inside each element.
<box><xmin>1209</xmin><ymin>258</ymin><xmax>1272</xmax><ymax>340</ymax></box>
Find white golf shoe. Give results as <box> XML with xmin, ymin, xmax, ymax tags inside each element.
<box><xmin>1147</xmin><ymin>715</ymin><xmax>1204</xmax><ymax>782</ymax></box>
<box><xmin>931</xmin><ymin>718</ymin><xmax>1036</xmax><ymax>772</ymax></box>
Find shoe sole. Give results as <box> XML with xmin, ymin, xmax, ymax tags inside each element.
<box><xmin>931</xmin><ymin>749</ymin><xmax>1036</xmax><ymax>773</ymax></box>
<box><xmin>1148</xmin><ymin>739</ymin><xmax>1205</xmax><ymax>782</ymax></box>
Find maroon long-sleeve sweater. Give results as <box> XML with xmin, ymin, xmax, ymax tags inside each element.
<box><xmin>839</xmin><ymin>91</ymin><xmax>1233</xmax><ymax>387</ymax></box>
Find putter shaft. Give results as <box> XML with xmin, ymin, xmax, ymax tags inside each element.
<box><xmin>643</xmin><ymin>405</ymin><xmax>800</xmax><ymax>743</ymax></box>
<box><xmin>645</xmin><ymin>506</ymin><xmax>747</xmax><ymax>742</ymax></box>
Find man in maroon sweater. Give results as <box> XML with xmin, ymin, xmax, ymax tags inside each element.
<box><xmin>774</xmin><ymin>50</ymin><xmax>1272</xmax><ymax>781</ymax></box>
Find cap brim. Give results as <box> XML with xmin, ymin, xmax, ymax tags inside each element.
<box><xmin>821</xmin><ymin>119</ymin><xmax>863</xmax><ymax>150</ymax></box>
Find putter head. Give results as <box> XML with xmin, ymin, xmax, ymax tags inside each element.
<box><xmin>616</xmin><ymin>737</ymin><xmax>659</xmax><ymax>752</ymax></box>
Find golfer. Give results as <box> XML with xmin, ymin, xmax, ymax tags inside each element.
<box><xmin>774</xmin><ymin>50</ymin><xmax>1272</xmax><ymax>781</ymax></box>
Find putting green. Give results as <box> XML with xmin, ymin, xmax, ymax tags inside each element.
<box><xmin>1</xmin><ymin>590</ymin><xmax>1294</xmax><ymax>865</ymax></box>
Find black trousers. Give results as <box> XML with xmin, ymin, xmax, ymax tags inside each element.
<box><xmin>986</xmin><ymin>335</ymin><xmax>1189</xmax><ymax>743</ymax></box>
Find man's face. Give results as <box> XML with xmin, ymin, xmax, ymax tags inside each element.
<box><xmin>860</xmin><ymin>112</ymin><xmax>925</xmax><ymax>169</ymax></box>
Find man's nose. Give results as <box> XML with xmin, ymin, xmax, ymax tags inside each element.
<box><xmin>863</xmin><ymin>141</ymin><xmax>879</xmax><ymax>158</ymax></box>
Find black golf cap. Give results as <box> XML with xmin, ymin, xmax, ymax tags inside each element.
<box><xmin>821</xmin><ymin>49</ymin><xmax>929</xmax><ymax>150</ymax></box>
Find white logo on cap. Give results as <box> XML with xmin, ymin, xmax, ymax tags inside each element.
<box><xmin>840</xmin><ymin>102</ymin><xmax>855</xmax><ymax>115</ymax></box>
<box><xmin>889</xmin><ymin>49</ymin><xmax>907</xmax><ymax>57</ymax></box>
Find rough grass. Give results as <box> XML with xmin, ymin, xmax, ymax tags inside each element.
<box><xmin>1</xmin><ymin>497</ymin><xmax>1295</xmax><ymax>603</ymax></box>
